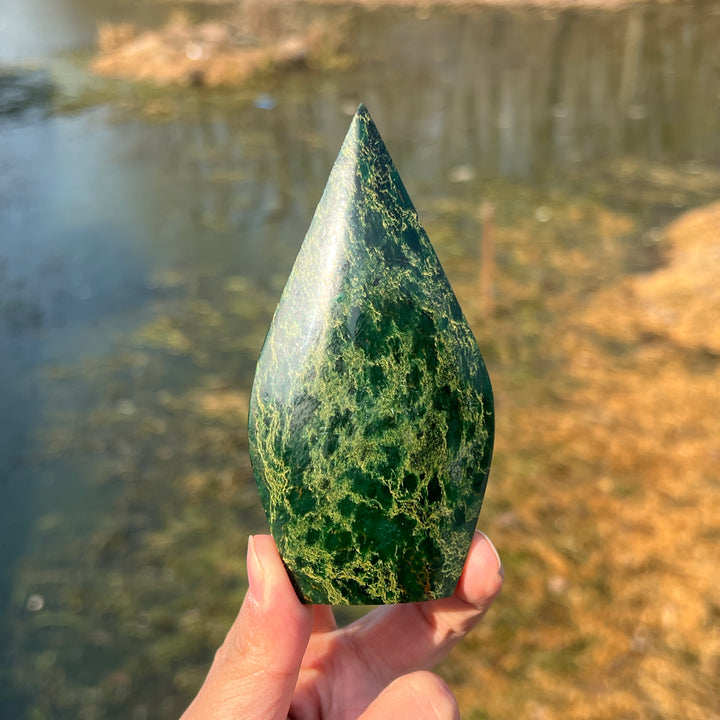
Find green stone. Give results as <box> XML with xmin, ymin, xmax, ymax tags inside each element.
<box><xmin>248</xmin><ymin>104</ymin><xmax>494</xmax><ymax>605</ymax></box>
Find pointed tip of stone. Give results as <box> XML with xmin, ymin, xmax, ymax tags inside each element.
<box><xmin>342</xmin><ymin>103</ymin><xmax>373</xmax><ymax>160</ymax></box>
<box><xmin>350</xmin><ymin>103</ymin><xmax>371</xmax><ymax>135</ymax></box>
<box><xmin>346</xmin><ymin>103</ymin><xmax>382</xmax><ymax>155</ymax></box>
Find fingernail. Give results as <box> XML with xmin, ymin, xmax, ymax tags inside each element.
<box><xmin>247</xmin><ymin>535</ymin><xmax>266</xmax><ymax>602</ymax></box>
<box><xmin>477</xmin><ymin>530</ymin><xmax>504</xmax><ymax>579</ymax></box>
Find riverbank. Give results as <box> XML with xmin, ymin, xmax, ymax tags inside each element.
<box><xmin>89</xmin><ymin>0</ymin><xmax>697</xmax><ymax>87</ymax></box>
<box><xmin>92</xmin><ymin>11</ymin><xmax>349</xmax><ymax>88</ymax></box>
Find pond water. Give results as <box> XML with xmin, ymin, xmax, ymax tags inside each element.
<box><xmin>1</xmin><ymin>1</ymin><xmax>720</xmax><ymax>717</ymax></box>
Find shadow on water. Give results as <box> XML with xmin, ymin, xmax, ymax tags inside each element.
<box><xmin>0</xmin><ymin>1</ymin><xmax>719</xmax><ymax>718</ymax></box>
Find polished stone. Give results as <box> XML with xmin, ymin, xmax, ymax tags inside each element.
<box><xmin>248</xmin><ymin>104</ymin><xmax>493</xmax><ymax>604</ymax></box>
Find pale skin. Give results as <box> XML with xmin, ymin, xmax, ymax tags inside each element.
<box><xmin>181</xmin><ymin>531</ymin><xmax>504</xmax><ymax>720</ymax></box>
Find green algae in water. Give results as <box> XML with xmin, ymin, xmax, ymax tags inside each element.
<box><xmin>248</xmin><ymin>104</ymin><xmax>494</xmax><ymax>604</ymax></box>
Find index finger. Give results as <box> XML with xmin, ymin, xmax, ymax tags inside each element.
<box><xmin>343</xmin><ymin>531</ymin><xmax>503</xmax><ymax>680</ymax></box>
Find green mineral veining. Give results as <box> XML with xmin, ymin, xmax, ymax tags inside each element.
<box><xmin>248</xmin><ymin>104</ymin><xmax>494</xmax><ymax>605</ymax></box>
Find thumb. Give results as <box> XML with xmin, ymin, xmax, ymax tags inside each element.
<box><xmin>181</xmin><ymin>534</ymin><xmax>313</xmax><ymax>720</ymax></box>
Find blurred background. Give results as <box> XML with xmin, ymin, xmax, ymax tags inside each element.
<box><xmin>1</xmin><ymin>0</ymin><xmax>719</xmax><ymax>718</ymax></box>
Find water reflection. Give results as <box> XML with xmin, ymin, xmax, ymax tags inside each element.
<box><xmin>350</xmin><ymin>6</ymin><xmax>720</xmax><ymax>179</ymax></box>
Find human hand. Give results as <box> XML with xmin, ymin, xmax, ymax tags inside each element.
<box><xmin>181</xmin><ymin>531</ymin><xmax>503</xmax><ymax>720</ymax></box>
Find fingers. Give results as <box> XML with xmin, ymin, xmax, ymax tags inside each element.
<box><xmin>359</xmin><ymin>671</ymin><xmax>459</xmax><ymax>720</ymax></box>
<box><xmin>181</xmin><ymin>535</ymin><xmax>313</xmax><ymax>720</ymax></box>
<box><xmin>455</xmin><ymin>531</ymin><xmax>504</xmax><ymax>613</ymax></box>
<box><xmin>181</xmin><ymin>532</ymin><xmax>501</xmax><ymax>719</ymax></box>
<box><xmin>350</xmin><ymin>530</ymin><xmax>503</xmax><ymax>679</ymax></box>
<box><xmin>311</xmin><ymin>605</ymin><xmax>338</xmax><ymax>633</ymax></box>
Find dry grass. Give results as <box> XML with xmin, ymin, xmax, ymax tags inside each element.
<box><xmin>441</xmin><ymin>200</ymin><xmax>720</xmax><ymax>719</ymax></box>
<box><xmin>92</xmin><ymin>7</ymin><xmax>346</xmax><ymax>87</ymax></box>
